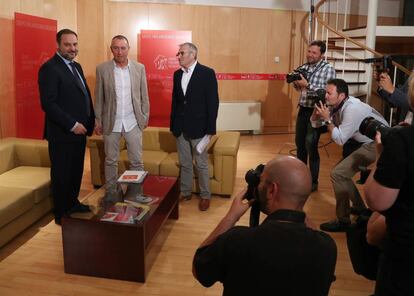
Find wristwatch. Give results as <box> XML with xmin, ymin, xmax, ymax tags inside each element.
<box><xmin>323</xmin><ymin>119</ymin><xmax>332</xmax><ymax>126</ymax></box>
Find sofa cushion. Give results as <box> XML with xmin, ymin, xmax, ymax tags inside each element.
<box><xmin>159</xmin><ymin>153</ymin><xmax>180</xmax><ymax>177</ymax></box>
<box><xmin>119</xmin><ymin>150</ymin><xmax>169</xmax><ymax>175</ymax></box>
<box><xmin>0</xmin><ymin>166</ymin><xmax>51</xmax><ymax>204</ymax></box>
<box><xmin>161</xmin><ymin>152</ymin><xmax>214</xmax><ymax>178</ymax></box>
<box><xmin>0</xmin><ymin>143</ymin><xmax>16</xmax><ymax>175</ymax></box>
<box><xmin>142</xmin><ymin>128</ymin><xmax>162</xmax><ymax>151</ymax></box>
<box><xmin>11</xmin><ymin>138</ymin><xmax>50</xmax><ymax>168</ymax></box>
<box><xmin>157</xmin><ymin>129</ymin><xmax>178</xmax><ymax>153</ymax></box>
<box><xmin>143</xmin><ymin>127</ymin><xmax>176</xmax><ymax>153</ymax></box>
<box><xmin>0</xmin><ymin>186</ymin><xmax>34</xmax><ymax>228</ymax></box>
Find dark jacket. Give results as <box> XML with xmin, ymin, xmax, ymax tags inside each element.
<box><xmin>170</xmin><ymin>62</ymin><xmax>219</xmax><ymax>139</ymax></box>
<box><xmin>38</xmin><ymin>54</ymin><xmax>95</xmax><ymax>142</ymax></box>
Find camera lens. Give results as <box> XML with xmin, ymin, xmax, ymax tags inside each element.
<box><xmin>359</xmin><ymin>117</ymin><xmax>392</xmax><ymax>142</ymax></box>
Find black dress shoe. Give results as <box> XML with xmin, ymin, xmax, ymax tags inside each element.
<box><xmin>320</xmin><ymin>219</ymin><xmax>350</xmax><ymax>232</ymax></box>
<box><xmin>69</xmin><ymin>203</ymin><xmax>91</xmax><ymax>214</ymax></box>
<box><xmin>55</xmin><ymin>217</ymin><xmax>62</xmax><ymax>225</ymax></box>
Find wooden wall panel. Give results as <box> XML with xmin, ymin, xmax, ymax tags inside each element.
<box><xmin>105</xmin><ymin>2</ymin><xmax>149</xmax><ymax>62</ymax></box>
<box><xmin>0</xmin><ymin>0</ymin><xmax>77</xmax><ymax>139</ymax></box>
<box><xmin>148</xmin><ymin>3</ymin><xmax>181</xmax><ymax>30</ymax></box>
<box><xmin>179</xmin><ymin>5</ymin><xmax>211</xmax><ymax>63</ymax></box>
<box><xmin>238</xmin><ymin>9</ymin><xmax>269</xmax><ymax>101</ymax></box>
<box><xmin>263</xmin><ymin>10</ymin><xmax>309</xmax><ymax>133</ymax></box>
<box><xmin>76</xmin><ymin>0</ymin><xmax>105</xmax><ymax>98</ymax></box>
<box><xmin>0</xmin><ymin>17</ymin><xmax>16</xmax><ymax>138</ymax></box>
<box><xmin>210</xmin><ymin>6</ymin><xmax>241</xmax><ymax>101</ymax></box>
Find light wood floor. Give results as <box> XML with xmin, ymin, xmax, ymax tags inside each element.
<box><xmin>0</xmin><ymin>133</ymin><xmax>375</xmax><ymax>295</ymax></box>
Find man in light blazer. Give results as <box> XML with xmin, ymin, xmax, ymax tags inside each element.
<box><xmin>94</xmin><ymin>35</ymin><xmax>150</xmax><ymax>200</ymax></box>
<box><xmin>170</xmin><ymin>42</ymin><xmax>219</xmax><ymax>211</ymax></box>
<box><xmin>38</xmin><ymin>29</ymin><xmax>95</xmax><ymax>225</ymax></box>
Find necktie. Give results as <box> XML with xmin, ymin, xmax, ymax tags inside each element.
<box><xmin>69</xmin><ymin>62</ymin><xmax>90</xmax><ymax>116</ymax></box>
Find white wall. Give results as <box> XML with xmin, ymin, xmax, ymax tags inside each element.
<box><xmin>110</xmin><ymin>0</ymin><xmax>404</xmax><ymax>18</ymax></box>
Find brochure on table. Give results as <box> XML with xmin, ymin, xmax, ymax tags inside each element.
<box><xmin>117</xmin><ymin>170</ymin><xmax>148</xmax><ymax>183</ymax></box>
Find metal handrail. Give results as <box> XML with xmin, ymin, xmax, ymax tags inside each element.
<box><xmin>314</xmin><ymin>0</ymin><xmax>411</xmax><ymax>75</ymax></box>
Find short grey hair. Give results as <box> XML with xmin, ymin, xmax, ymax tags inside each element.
<box><xmin>180</xmin><ymin>42</ymin><xmax>198</xmax><ymax>59</ymax></box>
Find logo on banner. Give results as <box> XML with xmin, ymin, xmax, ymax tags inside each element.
<box><xmin>154</xmin><ymin>55</ymin><xmax>168</xmax><ymax>70</ymax></box>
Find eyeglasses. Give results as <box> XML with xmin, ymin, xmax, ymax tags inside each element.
<box><xmin>176</xmin><ymin>51</ymin><xmax>189</xmax><ymax>57</ymax></box>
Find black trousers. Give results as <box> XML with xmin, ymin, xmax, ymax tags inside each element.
<box><xmin>295</xmin><ymin>106</ymin><xmax>322</xmax><ymax>184</ymax></box>
<box><xmin>48</xmin><ymin>139</ymin><xmax>86</xmax><ymax>219</ymax></box>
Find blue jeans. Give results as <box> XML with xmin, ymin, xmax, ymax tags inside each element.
<box><xmin>295</xmin><ymin>106</ymin><xmax>321</xmax><ymax>184</ymax></box>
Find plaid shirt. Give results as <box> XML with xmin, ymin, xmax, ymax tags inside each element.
<box><xmin>297</xmin><ymin>59</ymin><xmax>336</xmax><ymax>108</ymax></box>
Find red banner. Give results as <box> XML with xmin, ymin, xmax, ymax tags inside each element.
<box><xmin>216</xmin><ymin>73</ymin><xmax>286</xmax><ymax>80</ymax></box>
<box><xmin>140</xmin><ymin>30</ymin><xmax>192</xmax><ymax>127</ymax></box>
<box><xmin>14</xmin><ymin>13</ymin><xmax>56</xmax><ymax>139</ymax></box>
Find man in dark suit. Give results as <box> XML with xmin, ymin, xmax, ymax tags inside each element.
<box><xmin>38</xmin><ymin>29</ymin><xmax>95</xmax><ymax>225</ymax></box>
<box><xmin>170</xmin><ymin>42</ymin><xmax>219</xmax><ymax>211</ymax></box>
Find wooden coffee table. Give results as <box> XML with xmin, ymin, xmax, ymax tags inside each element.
<box><xmin>61</xmin><ymin>175</ymin><xmax>179</xmax><ymax>282</ymax></box>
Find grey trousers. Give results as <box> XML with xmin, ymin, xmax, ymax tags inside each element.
<box><xmin>176</xmin><ymin>134</ymin><xmax>211</xmax><ymax>199</ymax></box>
<box><xmin>331</xmin><ymin>142</ymin><xmax>376</xmax><ymax>222</ymax></box>
<box><xmin>104</xmin><ymin>125</ymin><xmax>143</xmax><ymax>193</ymax></box>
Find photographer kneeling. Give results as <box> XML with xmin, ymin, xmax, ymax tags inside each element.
<box><xmin>193</xmin><ymin>156</ymin><xmax>337</xmax><ymax>296</ymax></box>
<box><xmin>311</xmin><ymin>78</ymin><xmax>389</xmax><ymax>232</ymax></box>
<box><xmin>364</xmin><ymin>73</ymin><xmax>414</xmax><ymax>296</ymax></box>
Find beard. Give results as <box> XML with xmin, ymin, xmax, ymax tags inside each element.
<box><xmin>257</xmin><ymin>186</ymin><xmax>268</xmax><ymax>213</ymax></box>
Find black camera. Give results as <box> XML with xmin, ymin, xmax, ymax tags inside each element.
<box><xmin>286</xmin><ymin>68</ymin><xmax>308</xmax><ymax>83</ymax></box>
<box><xmin>364</xmin><ymin>56</ymin><xmax>392</xmax><ymax>78</ymax></box>
<box><xmin>244</xmin><ymin>164</ymin><xmax>264</xmax><ymax>227</ymax></box>
<box><xmin>307</xmin><ymin>89</ymin><xmax>326</xmax><ymax>104</ymax></box>
<box><xmin>359</xmin><ymin>117</ymin><xmax>393</xmax><ymax>144</ymax></box>
<box><xmin>245</xmin><ymin>164</ymin><xmax>264</xmax><ymax>200</ymax></box>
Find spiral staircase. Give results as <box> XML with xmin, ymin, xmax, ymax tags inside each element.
<box><xmin>313</xmin><ymin>0</ymin><xmax>412</xmax><ymax>109</ymax></box>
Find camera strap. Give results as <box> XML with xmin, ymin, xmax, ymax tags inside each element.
<box><xmin>305</xmin><ymin>60</ymin><xmax>328</xmax><ymax>81</ymax></box>
<box><xmin>331</xmin><ymin>96</ymin><xmax>349</xmax><ymax>125</ymax></box>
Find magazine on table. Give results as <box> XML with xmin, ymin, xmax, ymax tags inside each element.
<box><xmin>100</xmin><ymin>202</ymin><xmax>150</xmax><ymax>223</ymax></box>
<box><xmin>117</xmin><ymin>170</ymin><xmax>148</xmax><ymax>184</ymax></box>
<box><xmin>125</xmin><ymin>194</ymin><xmax>160</xmax><ymax>205</ymax></box>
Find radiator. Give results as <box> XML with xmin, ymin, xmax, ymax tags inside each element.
<box><xmin>217</xmin><ymin>101</ymin><xmax>262</xmax><ymax>133</ymax></box>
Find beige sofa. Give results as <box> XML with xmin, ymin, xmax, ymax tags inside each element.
<box><xmin>0</xmin><ymin>138</ymin><xmax>52</xmax><ymax>248</ymax></box>
<box><xmin>88</xmin><ymin>127</ymin><xmax>240</xmax><ymax>196</ymax></box>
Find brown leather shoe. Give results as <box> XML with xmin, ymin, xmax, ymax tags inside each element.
<box><xmin>199</xmin><ymin>198</ymin><xmax>210</xmax><ymax>211</ymax></box>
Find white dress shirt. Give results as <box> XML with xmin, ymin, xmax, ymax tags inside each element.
<box><xmin>311</xmin><ymin>96</ymin><xmax>389</xmax><ymax>145</ymax></box>
<box><xmin>181</xmin><ymin>61</ymin><xmax>197</xmax><ymax>95</ymax></box>
<box><xmin>112</xmin><ymin>61</ymin><xmax>137</xmax><ymax>133</ymax></box>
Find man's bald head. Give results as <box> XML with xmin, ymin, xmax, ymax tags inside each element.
<box><xmin>263</xmin><ymin>156</ymin><xmax>312</xmax><ymax>208</ymax></box>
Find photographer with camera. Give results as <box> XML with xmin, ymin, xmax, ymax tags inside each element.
<box><xmin>290</xmin><ymin>40</ymin><xmax>336</xmax><ymax>192</ymax></box>
<box><xmin>193</xmin><ymin>156</ymin><xmax>337</xmax><ymax>296</ymax></box>
<box><xmin>375</xmin><ymin>71</ymin><xmax>413</xmax><ymax>124</ymax></box>
<box><xmin>311</xmin><ymin>79</ymin><xmax>388</xmax><ymax>232</ymax></box>
<box><xmin>364</xmin><ymin>73</ymin><xmax>414</xmax><ymax>296</ymax></box>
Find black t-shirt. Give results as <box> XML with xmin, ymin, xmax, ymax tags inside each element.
<box><xmin>193</xmin><ymin>209</ymin><xmax>337</xmax><ymax>296</ymax></box>
<box><xmin>374</xmin><ymin>126</ymin><xmax>414</xmax><ymax>249</ymax></box>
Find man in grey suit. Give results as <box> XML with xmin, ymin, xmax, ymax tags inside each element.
<box><xmin>94</xmin><ymin>35</ymin><xmax>150</xmax><ymax>199</ymax></box>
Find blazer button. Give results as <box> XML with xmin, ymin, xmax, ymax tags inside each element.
<box><xmin>183</xmin><ymin>100</ymin><xmax>187</xmax><ymax>104</ymax></box>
